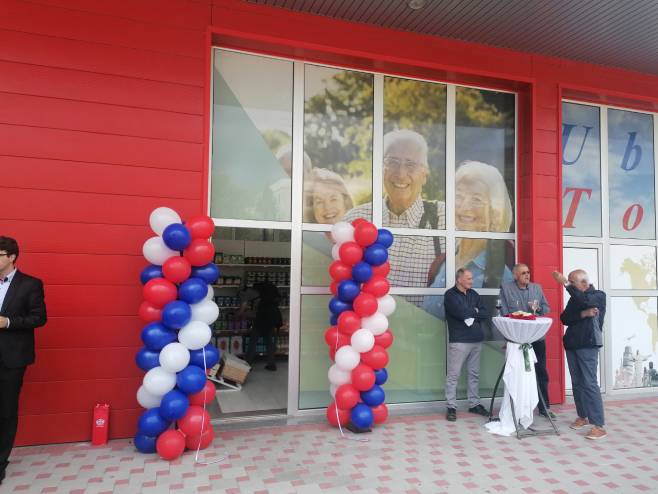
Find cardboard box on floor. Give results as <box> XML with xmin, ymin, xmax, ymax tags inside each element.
<box><xmin>220</xmin><ymin>353</ymin><xmax>251</xmax><ymax>384</ymax></box>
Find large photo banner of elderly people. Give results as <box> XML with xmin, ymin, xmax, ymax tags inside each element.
<box><xmin>211</xmin><ymin>52</ymin><xmax>516</xmax><ymax>402</ymax></box>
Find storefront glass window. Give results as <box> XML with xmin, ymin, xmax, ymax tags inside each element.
<box><xmin>381</xmin><ymin>77</ymin><xmax>446</xmax><ymax>230</ymax></box>
<box><xmin>611</xmin><ymin>297</ymin><xmax>658</xmax><ymax>390</ymax></box>
<box><xmin>456</xmin><ymin>88</ymin><xmax>515</xmax><ymax>233</ymax></box>
<box><xmin>303</xmin><ymin>65</ymin><xmax>373</xmax><ymax>224</ymax></box>
<box><xmin>610</xmin><ymin>245</ymin><xmax>657</xmax><ymax>290</ymax></box>
<box><xmin>608</xmin><ymin>109</ymin><xmax>655</xmax><ymax>240</ymax></box>
<box><xmin>211</xmin><ymin>50</ymin><xmax>293</xmax><ymax>221</ymax></box>
<box><xmin>301</xmin><ymin>231</ymin><xmax>333</xmax><ymax>286</ymax></box>
<box><xmin>561</xmin><ymin>103</ymin><xmax>602</xmax><ymax>237</ymax></box>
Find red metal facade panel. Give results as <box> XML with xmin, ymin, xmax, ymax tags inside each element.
<box><xmin>3</xmin><ymin>0</ymin><xmax>658</xmax><ymax>445</ymax></box>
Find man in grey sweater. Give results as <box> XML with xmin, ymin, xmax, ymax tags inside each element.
<box><xmin>499</xmin><ymin>263</ymin><xmax>554</xmax><ymax>418</ymax></box>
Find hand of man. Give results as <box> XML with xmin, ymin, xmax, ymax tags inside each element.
<box><xmin>580</xmin><ymin>307</ymin><xmax>598</xmax><ymax>318</ymax></box>
<box><xmin>0</xmin><ymin>316</ymin><xmax>8</xmax><ymax>329</ymax></box>
<box><xmin>552</xmin><ymin>271</ymin><xmax>568</xmax><ymax>285</ymax></box>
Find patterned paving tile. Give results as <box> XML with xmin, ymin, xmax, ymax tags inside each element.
<box><xmin>2</xmin><ymin>396</ymin><xmax>658</xmax><ymax>493</ymax></box>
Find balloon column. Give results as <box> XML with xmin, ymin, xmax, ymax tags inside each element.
<box><xmin>135</xmin><ymin>207</ymin><xmax>221</xmax><ymax>461</ymax></box>
<box><xmin>325</xmin><ymin>219</ymin><xmax>395</xmax><ymax>431</ymax></box>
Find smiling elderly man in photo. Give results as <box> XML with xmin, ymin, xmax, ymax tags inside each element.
<box><xmin>342</xmin><ymin>129</ymin><xmax>445</xmax><ymax>288</ymax></box>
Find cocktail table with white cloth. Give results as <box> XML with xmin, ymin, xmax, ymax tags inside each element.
<box><xmin>484</xmin><ymin>316</ymin><xmax>559</xmax><ymax>439</ymax></box>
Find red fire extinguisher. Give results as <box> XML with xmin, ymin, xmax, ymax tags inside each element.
<box><xmin>92</xmin><ymin>403</ymin><xmax>110</xmax><ymax>446</ymax></box>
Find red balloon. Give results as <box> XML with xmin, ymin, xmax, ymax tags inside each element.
<box><xmin>156</xmin><ymin>429</ymin><xmax>186</xmax><ymax>461</ymax></box>
<box><xmin>371</xmin><ymin>403</ymin><xmax>389</xmax><ymax>424</ymax></box>
<box><xmin>188</xmin><ymin>380</ymin><xmax>216</xmax><ymax>406</ymax></box>
<box><xmin>329</xmin><ymin>347</ymin><xmax>336</xmax><ymax>362</ymax></box>
<box><xmin>329</xmin><ymin>261</ymin><xmax>352</xmax><ymax>282</ymax></box>
<box><xmin>335</xmin><ymin>384</ymin><xmax>360</xmax><ymax>410</ymax></box>
<box><xmin>338</xmin><ymin>242</ymin><xmax>363</xmax><ymax>265</ymax></box>
<box><xmin>177</xmin><ymin>405</ymin><xmax>211</xmax><ymax>436</ymax></box>
<box><xmin>351</xmin><ymin>218</ymin><xmax>368</xmax><ymax>228</ymax></box>
<box><xmin>337</xmin><ymin>311</ymin><xmax>361</xmax><ymax>336</ymax></box>
<box><xmin>362</xmin><ymin>275</ymin><xmax>390</xmax><ymax>298</ymax></box>
<box><xmin>324</xmin><ymin>326</ymin><xmax>349</xmax><ymax>348</ymax></box>
<box><xmin>185</xmin><ymin>427</ymin><xmax>215</xmax><ymax>450</ymax></box>
<box><xmin>374</xmin><ymin>329</ymin><xmax>394</xmax><ymax>349</ymax></box>
<box><xmin>329</xmin><ymin>281</ymin><xmax>338</xmax><ymax>295</ymax></box>
<box><xmin>353</xmin><ymin>293</ymin><xmax>378</xmax><ymax>317</ymax></box>
<box><xmin>354</xmin><ymin>222</ymin><xmax>378</xmax><ymax>247</ymax></box>
<box><xmin>351</xmin><ymin>364</ymin><xmax>376</xmax><ymax>391</ymax></box>
<box><xmin>143</xmin><ymin>278</ymin><xmax>177</xmax><ymax>308</ymax></box>
<box><xmin>186</xmin><ymin>216</ymin><xmax>215</xmax><ymax>239</ymax></box>
<box><xmin>326</xmin><ymin>402</ymin><xmax>351</xmax><ymax>427</ymax></box>
<box><xmin>138</xmin><ymin>301</ymin><xmax>162</xmax><ymax>322</ymax></box>
<box><xmin>361</xmin><ymin>345</ymin><xmax>389</xmax><ymax>370</ymax></box>
<box><xmin>372</xmin><ymin>261</ymin><xmax>390</xmax><ymax>277</ymax></box>
<box><xmin>183</xmin><ymin>239</ymin><xmax>215</xmax><ymax>267</ymax></box>
<box><xmin>162</xmin><ymin>257</ymin><xmax>192</xmax><ymax>284</ymax></box>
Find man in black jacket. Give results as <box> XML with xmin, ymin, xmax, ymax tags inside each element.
<box><xmin>0</xmin><ymin>237</ymin><xmax>47</xmax><ymax>482</ymax></box>
<box><xmin>444</xmin><ymin>268</ymin><xmax>489</xmax><ymax>421</ymax></box>
<box><xmin>553</xmin><ymin>269</ymin><xmax>606</xmax><ymax>440</ymax></box>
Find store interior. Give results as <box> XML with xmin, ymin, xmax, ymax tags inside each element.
<box><xmin>208</xmin><ymin>227</ymin><xmax>290</xmax><ymax>418</ymax></box>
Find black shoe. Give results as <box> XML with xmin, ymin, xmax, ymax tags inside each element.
<box><xmin>264</xmin><ymin>364</ymin><xmax>277</xmax><ymax>371</ymax></box>
<box><xmin>468</xmin><ymin>404</ymin><xmax>489</xmax><ymax>417</ymax></box>
<box><xmin>446</xmin><ymin>408</ymin><xmax>457</xmax><ymax>422</ymax></box>
<box><xmin>539</xmin><ymin>409</ymin><xmax>557</xmax><ymax>419</ymax></box>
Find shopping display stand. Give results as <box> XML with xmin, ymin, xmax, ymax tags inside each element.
<box><xmin>485</xmin><ymin>316</ymin><xmax>560</xmax><ymax>440</ymax></box>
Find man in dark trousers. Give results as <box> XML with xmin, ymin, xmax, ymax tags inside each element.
<box><xmin>0</xmin><ymin>237</ymin><xmax>47</xmax><ymax>483</ymax></box>
<box><xmin>553</xmin><ymin>269</ymin><xmax>607</xmax><ymax>440</ymax></box>
<box><xmin>444</xmin><ymin>268</ymin><xmax>489</xmax><ymax>421</ymax></box>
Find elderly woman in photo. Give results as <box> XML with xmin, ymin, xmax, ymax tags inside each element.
<box><xmin>304</xmin><ymin>168</ymin><xmax>355</xmax><ymax>224</ymax></box>
<box><xmin>423</xmin><ymin>161</ymin><xmax>513</xmax><ymax>317</ymax></box>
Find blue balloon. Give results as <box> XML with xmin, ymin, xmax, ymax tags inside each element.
<box><xmin>189</xmin><ymin>344</ymin><xmax>220</xmax><ymax>369</ymax></box>
<box><xmin>178</xmin><ymin>277</ymin><xmax>208</xmax><ymax>304</ymax></box>
<box><xmin>351</xmin><ymin>403</ymin><xmax>374</xmax><ymax>429</ymax></box>
<box><xmin>134</xmin><ymin>432</ymin><xmax>157</xmax><ymax>454</ymax></box>
<box><xmin>330</xmin><ymin>314</ymin><xmax>338</xmax><ymax>326</ymax></box>
<box><xmin>374</xmin><ymin>368</ymin><xmax>388</xmax><ymax>386</ymax></box>
<box><xmin>162</xmin><ymin>223</ymin><xmax>191</xmax><ymax>251</ymax></box>
<box><xmin>135</xmin><ymin>347</ymin><xmax>161</xmax><ymax>371</ymax></box>
<box><xmin>159</xmin><ymin>389</ymin><xmax>190</xmax><ymax>421</ymax></box>
<box><xmin>352</xmin><ymin>262</ymin><xmax>373</xmax><ymax>283</ymax></box>
<box><xmin>140</xmin><ymin>265</ymin><xmax>163</xmax><ymax>285</ymax></box>
<box><xmin>361</xmin><ymin>384</ymin><xmax>385</xmax><ymax>407</ymax></box>
<box><xmin>176</xmin><ymin>366</ymin><xmax>207</xmax><ymax>394</ymax></box>
<box><xmin>191</xmin><ymin>263</ymin><xmax>220</xmax><ymax>285</ymax></box>
<box><xmin>377</xmin><ymin>229</ymin><xmax>394</xmax><ymax>249</ymax></box>
<box><xmin>328</xmin><ymin>297</ymin><xmax>352</xmax><ymax>316</ymax></box>
<box><xmin>141</xmin><ymin>322</ymin><xmax>177</xmax><ymax>351</ymax></box>
<box><xmin>337</xmin><ymin>280</ymin><xmax>360</xmax><ymax>303</ymax></box>
<box><xmin>364</xmin><ymin>244</ymin><xmax>388</xmax><ymax>266</ymax></box>
<box><xmin>162</xmin><ymin>300</ymin><xmax>191</xmax><ymax>329</ymax></box>
<box><xmin>137</xmin><ymin>408</ymin><xmax>170</xmax><ymax>437</ymax></box>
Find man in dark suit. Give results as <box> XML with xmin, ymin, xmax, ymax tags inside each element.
<box><xmin>0</xmin><ymin>237</ymin><xmax>47</xmax><ymax>483</ymax></box>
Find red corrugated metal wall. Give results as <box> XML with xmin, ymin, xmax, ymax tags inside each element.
<box><xmin>2</xmin><ymin>0</ymin><xmax>658</xmax><ymax>445</ymax></box>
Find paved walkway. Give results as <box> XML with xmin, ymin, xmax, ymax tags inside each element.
<box><xmin>4</xmin><ymin>396</ymin><xmax>658</xmax><ymax>493</ymax></box>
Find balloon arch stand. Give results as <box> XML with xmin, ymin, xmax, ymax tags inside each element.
<box><xmin>133</xmin><ymin>209</ymin><xmax>394</xmax><ymax>461</ymax></box>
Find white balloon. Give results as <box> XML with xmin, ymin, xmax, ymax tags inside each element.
<box><xmin>204</xmin><ymin>285</ymin><xmax>215</xmax><ymax>302</ymax></box>
<box><xmin>331</xmin><ymin>244</ymin><xmax>341</xmax><ymax>261</ymax></box>
<box><xmin>351</xmin><ymin>328</ymin><xmax>375</xmax><ymax>353</ymax></box>
<box><xmin>361</xmin><ymin>312</ymin><xmax>389</xmax><ymax>335</ymax></box>
<box><xmin>328</xmin><ymin>364</ymin><xmax>351</xmax><ymax>386</ymax></box>
<box><xmin>377</xmin><ymin>294</ymin><xmax>397</xmax><ymax>316</ymax></box>
<box><xmin>159</xmin><ymin>342</ymin><xmax>191</xmax><ymax>373</ymax></box>
<box><xmin>331</xmin><ymin>222</ymin><xmax>355</xmax><ymax>245</ymax></box>
<box><xmin>190</xmin><ymin>299</ymin><xmax>220</xmax><ymax>325</ymax></box>
<box><xmin>335</xmin><ymin>345</ymin><xmax>360</xmax><ymax>371</ymax></box>
<box><xmin>142</xmin><ymin>236</ymin><xmax>178</xmax><ymax>265</ymax></box>
<box><xmin>329</xmin><ymin>383</ymin><xmax>338</xmax><ymax>398</ymax></box>
<box><xmin>149</xmin><ymin>207</ymin><xmax>181</xmax><ymax>236</ymax></box>
<box><xmin>136</xmin><ymin>385</ymin><xmax>162</xmax><ymax>409</ymax></box>
<box><xmin>178</xmin><ymin>320</ymin><xmax>212</xmax><ymax>350</ymax></box>
<box><xmin>143</xmin><ymin>366</ymin><xmax>176</xmax><ymax>396</ymax></box>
